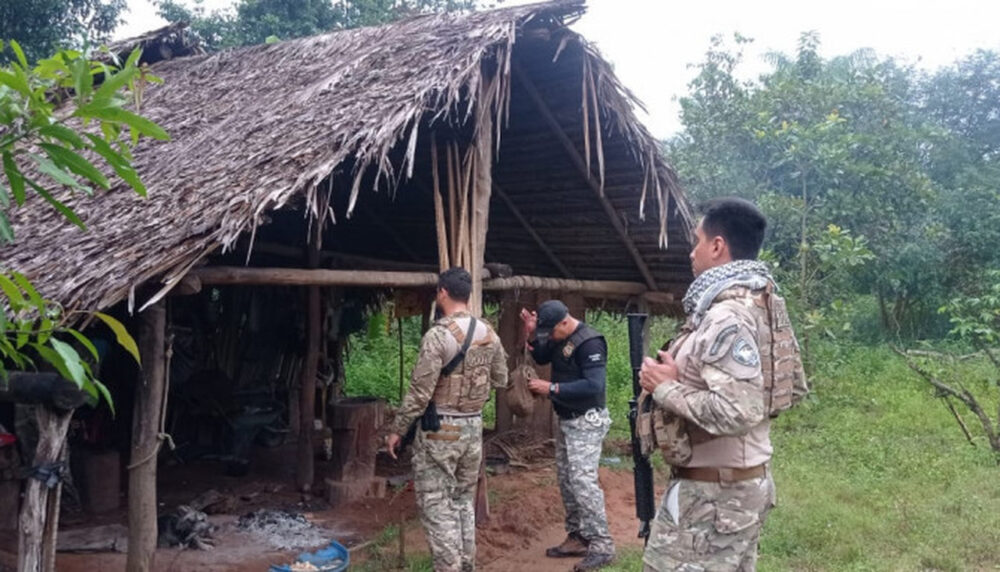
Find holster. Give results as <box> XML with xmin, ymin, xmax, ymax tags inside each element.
<box><xmin>420</xmin><ymin>400</ymin><xmax>440</xmax><ymax>432</ymax></box>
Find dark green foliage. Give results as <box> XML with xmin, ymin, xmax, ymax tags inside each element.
<box><xmin>0</xmin><ymin>0</ymin><xmax>126</xmax><ymax>63</ymax></box>
<box><xmin>670</xmin><ymin>34</ymin><xmax>1000</xmax><ymax>342</ymax></box>
<box><xmin>156</xmin><ymin>0</ymin><xmax>485</xmax><ymax>51</ymax></box>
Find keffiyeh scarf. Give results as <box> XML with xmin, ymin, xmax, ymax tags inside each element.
<box><xmin>682</xmin><ymin>260</ymin><xmax>774</xmax><ymax>326</ymax></box>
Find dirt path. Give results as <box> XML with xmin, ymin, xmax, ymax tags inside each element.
<box><xmin>476</xmin><ymin>466</ymin><xmax>656</xmax><ymax>571</ymax></box>
<box><xmin>352</xmin><ymin>463</ymin><xmax>661</xmax><ymax>571</ymax></box>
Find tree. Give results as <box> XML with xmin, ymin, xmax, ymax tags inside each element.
<box><xmin>669</xmin><ymin>33</ymin><xmax>959</xmax><ymax>340</ymax></box>
<box><xmin>0</xmin><ymin>0</ymin><xmax>126</xmax><ymax>64</ymax></box>
<box><xmin>156</xmin><ymin>0</ymin><xmax>485</xmax><ymax>51</ymax></box>
<box><xmin>922</xmin><ymin>50</ymin><xmax>1000</xmax><ymax>164</ymax></box>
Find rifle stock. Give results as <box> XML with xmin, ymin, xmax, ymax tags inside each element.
<box><xmin>627</xmin><ymin>313</ymin><xmax>656</xmax><ymax>542</ymax></box>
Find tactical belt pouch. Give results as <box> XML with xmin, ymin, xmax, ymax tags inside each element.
<box><xmin>655</xmin><ymin>411</ymin><xmax>693</xmax><ymax>466</ymax></box>
<box><xmin>420</xmin><ymin>400</ymin><xmax>440</xmax><ymax>432</ymax></box>
<box><xmin>637</xmin><ymin>394</ymin><xmax>657</xmax><ymax>457</ymax></box>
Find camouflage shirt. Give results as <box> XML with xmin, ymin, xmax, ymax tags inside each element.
<box><xmin>389</xmin><ymin>311</ymin><xmax>508</xmax><ymax>435</ymax></box>
<box><xmin>651</xmin><ymin>288</ymin><xmax>768</xmax><ymax>437</ymax></box>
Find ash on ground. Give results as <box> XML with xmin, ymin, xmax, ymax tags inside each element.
<box><xmin>236</xmin><ymin>509</ymin><xmax>332</xmax><ymax>551</ymax></box>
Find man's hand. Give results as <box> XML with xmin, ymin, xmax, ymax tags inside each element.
<box><xmin>528</xmin><ymin>378</ymin><xmax>551</xmax><ymax>396</ymax></box>
<box><xmin>385</xmin><ymin>433</ymin><xmax>401</xmax><ymax>459</ymax></box>
<box><xmin>520</xmin><ymin>308</ymin><xmax>538</xmax><ymax>339</ymax></box>
<box><xmin>639</xmin><ymin>351</ymin><xmax>679</xmax><ymax>393</ymax></box>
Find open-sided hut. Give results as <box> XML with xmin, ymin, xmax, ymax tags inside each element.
<box><xmin>1</xmin><ymin>0</ymin><xmax>694</xmax><ymax>568</ymax></box>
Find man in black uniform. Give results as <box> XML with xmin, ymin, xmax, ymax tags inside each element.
<box><xmin>522</xmin><ymin>300</ymin><xmax>615</xmax><ymax>571</ymax></box>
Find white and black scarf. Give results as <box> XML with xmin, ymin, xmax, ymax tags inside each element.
<box><xmin>682</xmin><ymin>260</ymin><xmax>773</xmax><ymax>326</ymax></box>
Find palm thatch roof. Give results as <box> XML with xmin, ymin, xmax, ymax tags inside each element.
<box><xmin>1</xmin><ymin>0</ymin><xmax>694</xmax><ymax>313</ymax></box>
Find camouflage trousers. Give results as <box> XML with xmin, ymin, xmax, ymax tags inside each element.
<box><xmin>643</xmin><ymin>471</ymin><xmax>775</xmax><ymax>572</ymax></box>
<box><xmin>413</xmin><ymin>415</ymin><xmax>483</xmax><ymax>572</ymax></box>
<box><xmin>555</xmin><ymin>408</ymin><xmax>615</xmax><ymax>555</ymax></box>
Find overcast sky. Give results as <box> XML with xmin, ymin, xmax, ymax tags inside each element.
<box><xmin>117</xmin><ymin>0</ymin><xmax>1000</xmax><ymax>137</ymax></box>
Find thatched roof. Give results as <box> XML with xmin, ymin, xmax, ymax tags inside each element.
<box><xmin>1</xmin><ymin>0</ymin><xmax>694</xmax><ymax>313</ymax></box>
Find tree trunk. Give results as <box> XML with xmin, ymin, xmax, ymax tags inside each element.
<box><xmin>126</xmin><ymin>301</ymin><xmax>167</xmax><ymax>572</ymax></box>
<box><xmin>17</xmin><ymin>407</ymin><xmax>73</xmax><ymax>572</ymax></box>
<box><xmin>798</xmin><ymin>166</ymin><xmax>811</xmax><ymax>364</ymax></box>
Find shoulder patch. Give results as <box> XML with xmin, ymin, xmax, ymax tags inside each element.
<box><xmin>732</xmin><ymin>337</ymin><xmax>760</xmax><ymax>366</ymax></box>
<box><xmin>708</xmin><ymin>324</ymin><xmax>740</xmax><ymax>358</ymax></box>
<box><xmin>587</xmin><ymin>353</ymin><xmax>602</xmax><ymax>363</ymax></box>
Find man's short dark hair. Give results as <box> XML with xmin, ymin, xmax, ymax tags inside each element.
<box><xmin>438</xmin><ymin>267</ymin><xmax>472</xmax><ymax>302</ymax></box>
<box><xmin>699</xmin><ymin>197</ymin><xmax>767</xmax><ymax>260</ymax></box>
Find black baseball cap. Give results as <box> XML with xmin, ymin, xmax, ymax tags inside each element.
<box><xmin>535</xmin><ymin>300</ymin><xmax>568</xmax><ymax>345</ymax></box>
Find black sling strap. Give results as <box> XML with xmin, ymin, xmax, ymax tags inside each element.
<box><xmin>440</xmin><ymin>317</ymin><xmax>478</xmax><ymax>377</ymax></box>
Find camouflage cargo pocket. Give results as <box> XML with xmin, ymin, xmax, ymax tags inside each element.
<box><xmin>708</xmin><ymin>506</ymin><xmax>760</xmax><ymax>553</ymax></box>
<box><xmin>655</xmin><ymin>412</ymin><xmax>693</xmax><ymax>466</ymax></box>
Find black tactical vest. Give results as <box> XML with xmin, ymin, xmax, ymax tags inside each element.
<box><xmin>550</xmin><ymin>323</ymin><xmax>606</xmax><ymax>417</ymax></box>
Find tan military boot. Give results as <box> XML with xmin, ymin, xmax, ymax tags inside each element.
<box><xmin>545</xmin><ymin>532</ymin><xmax>588</xmax><ymax>558</ymax></box>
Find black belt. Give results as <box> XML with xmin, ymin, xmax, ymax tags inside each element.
<box><xmin>558</xmin><ymin>407</ymin><xmax>601</xmax><ymax>420</ymax></box>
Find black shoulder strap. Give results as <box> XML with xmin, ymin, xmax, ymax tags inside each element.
<box><xmin>568</xmin><ymin>323</ymin><xmax>603</xmax><ymax>349</ymax></box>
<box><xmin>441</xmin><ymin>317</ymin><xmax>478</xmax><ymax>376</ymax></box>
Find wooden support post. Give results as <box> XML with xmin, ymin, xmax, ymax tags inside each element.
<box><xmin>470</xmin><ymin>78</ymin><xmax>494</xmax><ymax>317</ymax></box>
<box><xmin>17</xmin><ymin>407</ymin><xmax>73</xmax><ymax>572</ymax></box>
<box><xmin>297</xmin><ymin>238</ymin><xmax>322</xmax><ymax>493</ymax></box>
<box><xmin>41</xmin><ymin>442</ymin><xmax>65</xmax><ymax>572</ymax></box>
<box><xmin>513</xmin><ymin>62</ymin><xmax>659</xmax><ymax>291</ymax></box>
<box><xmin>495</xmin><ymin>291</ymin><xmax>520</xmax><ymax>433</ymax></box>
<box><xmin>126</xmin><ymin>301</ymin><xmax>166</xmax><ymax>572</ymax></box>
<box><xmin>431</xmin><ymin>135</ymin><xmax>450</xmax><ymax>271</ymax></box>
<box><xmin>527</xmin><ymin>290</ymin><xmax>556</xmax><ymax>438</ymax></box>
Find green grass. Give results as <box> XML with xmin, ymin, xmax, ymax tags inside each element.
<box><xmin>605</xmin><ymin>547</ymin><xmax>645</xmax><ymax>570</ymax></box>
<box><xmin>355</xmin><ymin>523</ymin><xmax>435</xmax><ymax>572</ymax></box>
<box><xmin>759</xmin><ymin>342</ymin><xmax>1000</xmax><ymax>571</ymax></box>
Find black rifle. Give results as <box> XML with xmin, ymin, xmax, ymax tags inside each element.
<box><xmin>397</xmin><ymin>318</ymin><xmax>478</xmax><ymax>454</ymax></box>
<box><xmin>627</xmin><ymin>313</ymin><xmax>655</xmax><ymax>542</ymax></box>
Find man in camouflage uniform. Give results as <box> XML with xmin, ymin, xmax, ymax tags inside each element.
<box><xmin>386</xmin><ymin>268</ymin><xmax>508</xmax><ymax>572</ymax></box>
<box><xmin>522</xmin><ymin>300</ymin><xmax>615</xmax><ymax>571</ymax></box>
<box><xmin>640</xmin><ymin>198</ymin><xmax>801</xmax><ymax>571</ymax></box>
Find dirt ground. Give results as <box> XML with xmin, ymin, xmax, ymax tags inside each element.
<box><xmin>1</xmin><ymin>442</ymin><xmax>658</xmax><ymax>571</ymax></box>
<box><xmin>476</xmin><ymin>464</ymin><xmax>657</xmax><ymax>571</ymax></box>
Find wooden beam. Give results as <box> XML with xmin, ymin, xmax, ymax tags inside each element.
<box><xmin>494</xmin><ymin>183</ymin><xmax>573</xmax><ymax>279</ymax></box>
<box><xmin>193</xmin><ymin>267</ymin><xmax>440</xmax><ymax>288</ymax></box>
<box><xmin>189</xmin><ymin>267</ymin><xmax>673</xmax><ymax>304</ymax></box>
<box><xmin>170</xmin><ymin>274</ymin><xmax>202</xmax><ymax>296</ymax></box>
<box><xmin>0</xmin><ymin>373</ymin><xmax>89</xmax><ymax>410</ymax></box>
<box><xmin>482</xmin><ymin>276</ymin><xmax>647</xmax><ymax>297</ymax></box>
<box><xmin>512</xmin><ymin>62</ymin><xmax>659</xmax><ymax>291</ymax></box>
<box><xmin>127</xmin><ymin>301</ymin><xmax>166</xmax><ymax>572</ymax></box>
